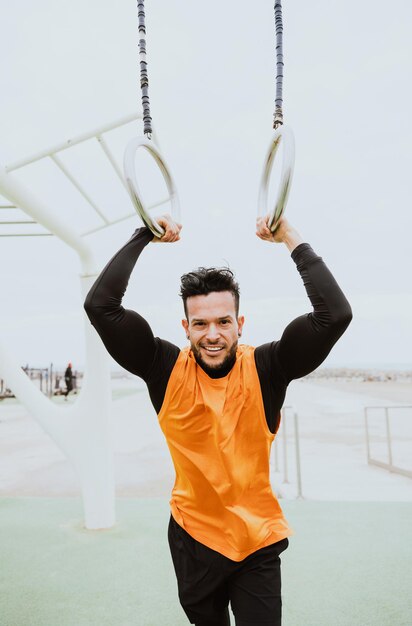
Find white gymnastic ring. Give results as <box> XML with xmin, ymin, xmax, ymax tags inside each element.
<box><xmin>258</xmin><ymin>125</ymin><xmax>295</xmax><ymax>232</ymax></box>
<box><xmin>123</xmin><ymin>137</ymin><xmax>180</xmax><ymax>238</ymax></box>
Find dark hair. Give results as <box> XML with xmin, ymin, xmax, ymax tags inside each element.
<box><xmin>179</xmin><ymin>267</ymin><xmax>240</xmax><ymax>318</ymax></box>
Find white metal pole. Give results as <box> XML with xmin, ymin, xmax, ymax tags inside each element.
<box><xmin>5</xmin><ymin>113</ymin><xmax>142</xmax><ymax>172</ymax></box>
<box><xmin>385</xmin><ymin>407</ymin><xmax>393</xmax><ymax>468</ymax></box>
<box><xmin>0</xmin><ymin>165</ymin><xmax>96</xmax><ymax>274</ymax></box>
<box><xmin>364</xmin><ymin>407</ymin><xmax>371</xmax><ymax>463</ymax></box>
<box><xmin>294</xmin><ymin>411</ymin><xmax>303</xmax><ymax>499</ymax></box>
<box><xmin>0</xmin><ymin>162</ymin><xmax>116</xmax><ymax>528</ymax></box>
<box><xmin>282</xmin><ymin>407</ymin><xmax>289</xmax><ymax>484</ymax></box>
<box><xmin>50</xmin><ymin>154</ymin><xmax>110</xmax><ymax>225</ymax></box>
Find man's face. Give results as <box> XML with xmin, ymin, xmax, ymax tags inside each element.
<box><xmin>181</xmin><ymin>291</ymin><xmax>245</xmax><ymax>373</ymax></box>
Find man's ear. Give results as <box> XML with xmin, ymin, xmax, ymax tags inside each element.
<box><xmin>181</xmin><ymin>318</ymin><xmax>189</xmax><ymax>338</ymax></box>
<box><xmin>237</xmin><ymin>315</ymin><xmax>245</xmax><ymax>337</ymax></box>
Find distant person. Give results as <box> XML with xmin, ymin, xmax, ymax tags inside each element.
<box><xmin>84</xmin><ymin>215</ymin><xmax>352</xmax><ymax>626</ymax></box>
<box><xmin>64</xmin><ymin>362</ymin><xmax>73</xmax><ymax>400</ymax></box>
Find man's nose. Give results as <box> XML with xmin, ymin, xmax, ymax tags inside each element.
<box><xmin>205</xmin><ymin>324</ymin><xmax>220</xmax><ymax>341</ymax></box>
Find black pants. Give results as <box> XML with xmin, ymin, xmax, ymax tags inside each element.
<box><xmin>64</xmin><ymin>380</ymin><xmax>73</xmax><ymax>397</ymax></box>
<box><xmin>168</xmin><ymin>514</ymin><xmax>289</xmax><ymax>626</ymax></box>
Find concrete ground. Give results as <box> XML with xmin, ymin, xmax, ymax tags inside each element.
<box><xmin>1</xmin><ymin>378</ymin><xmax>411</xmax><ymax>624</ymax></box>
<box><xmin>1</xmin><ymin>497</ymin><xmax>411</xmax><ymax>626</ymax></box>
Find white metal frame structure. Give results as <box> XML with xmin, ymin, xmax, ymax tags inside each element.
<box><xmin>364</xmin><ymin>405</ymin><xmax>412</xmax><ymax>479</ymax></box>
<box><xmin>0</xmin><ymin>112</ymin><xmax>169</xmax><ymax>529</ymax></box>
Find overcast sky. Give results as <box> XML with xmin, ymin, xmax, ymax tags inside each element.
<box><xmin>0</xmin><ymin>0</ymin><xmax>411</xmax><ymax>371</ymax></box>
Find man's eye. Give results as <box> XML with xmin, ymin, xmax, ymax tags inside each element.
<box><xmin>221</xmin><ymin>320</ymin><xmax>229</xmax><ymax>325</ymax></box>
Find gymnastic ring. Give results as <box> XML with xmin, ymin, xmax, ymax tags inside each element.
<box><xmin>258</xmin><ymin>125</ymin><xmax>295</xmax><ymax>232</ymax></box>
<box><xmin>123</xmin><ymin>137</ymin><xmax>180</xmax><ymax>238</ymax></box>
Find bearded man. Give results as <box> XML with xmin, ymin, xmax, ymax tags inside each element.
<box><xmin>84</xmin><ymin>214</ymin><xmax>352</xmax><ymax>626</ymax></box>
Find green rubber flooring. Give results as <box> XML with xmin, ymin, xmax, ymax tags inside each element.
<box><xmin>0</xmin><ymin>498</ymin><xmax>411</xmax><ymax>626</ymax></box>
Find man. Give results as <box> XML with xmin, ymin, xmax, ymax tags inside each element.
<box><xmin>64</xmin><ymin>361</ymin><xmax>73</xmax><ymax>400</ymax></box>
<box><xmin>84</xmin><ymin>214</ymin><xmax>352</xmax><ymax>626</ymax></box>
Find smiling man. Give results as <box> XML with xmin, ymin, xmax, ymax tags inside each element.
<box><xmin>180</xmin><ymin>271</ymin><xmax>243</xmax><ymax>375</ymax></box>
<box><xmin>84</xmin><ymin>214</ymin><xmax>352</xmax><ymax>626</ymax></box>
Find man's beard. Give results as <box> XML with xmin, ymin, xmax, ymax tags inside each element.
<box><xmin>191</xmin><ymin>340</ymin><xmax>238</xmax><ymax>378</ymax></box>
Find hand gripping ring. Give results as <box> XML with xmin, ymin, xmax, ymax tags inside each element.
<box><xmin>258</xmin><ymin>125</ymin><xmax>295</xmax><ymax>232</ymax></box>
<box><xmin>123</xmin><ymin>137</ymin><xmax>180</xmax><ymax>238</ymax></box>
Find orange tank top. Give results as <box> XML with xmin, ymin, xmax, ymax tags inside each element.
<box><xmin>158</xmin><ymin>344</ymin><xmax>293</xmax><ymax>561</ymax></box>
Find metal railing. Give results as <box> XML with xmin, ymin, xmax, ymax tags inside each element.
<box><xmin>364</xmin><ymin>405</ymin><xmax>412</xmax><ymax>479</ymax></box>
<box><xmin>271</xmin><ymin>405</ymin><xmax>303</xmax><ymax>498</ymax></box>
<box><xmin>0</xmin><ymin>366</ymin><xmax>82</xmax><ymax>400</ymax></box>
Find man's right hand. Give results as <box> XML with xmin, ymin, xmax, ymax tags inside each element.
<box><xmin>151</xmin><ymin>214</ymin><xmax>182</xmax><ymax>243</ymax></box>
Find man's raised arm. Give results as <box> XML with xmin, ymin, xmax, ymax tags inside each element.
<box><xmin>84</xmin><ymin>216</ymin><xmax>181</xmax><ymax>381</ymax></box>
<box><xmin>256</xmin><ymin>215</ymin><xmax>353</xmax><ymax>384</ymax></box>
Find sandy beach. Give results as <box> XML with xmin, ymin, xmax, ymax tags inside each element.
<box><xmin>0</xmin><ymin>376</ymin><xmax>411</xmax><ymax>501</ymax></box>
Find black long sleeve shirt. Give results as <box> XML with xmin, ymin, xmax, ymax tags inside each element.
<box><xmin>84</xmin><ymin>227</ymin><xmax>352</xmax><ymax>433</ymax></box>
